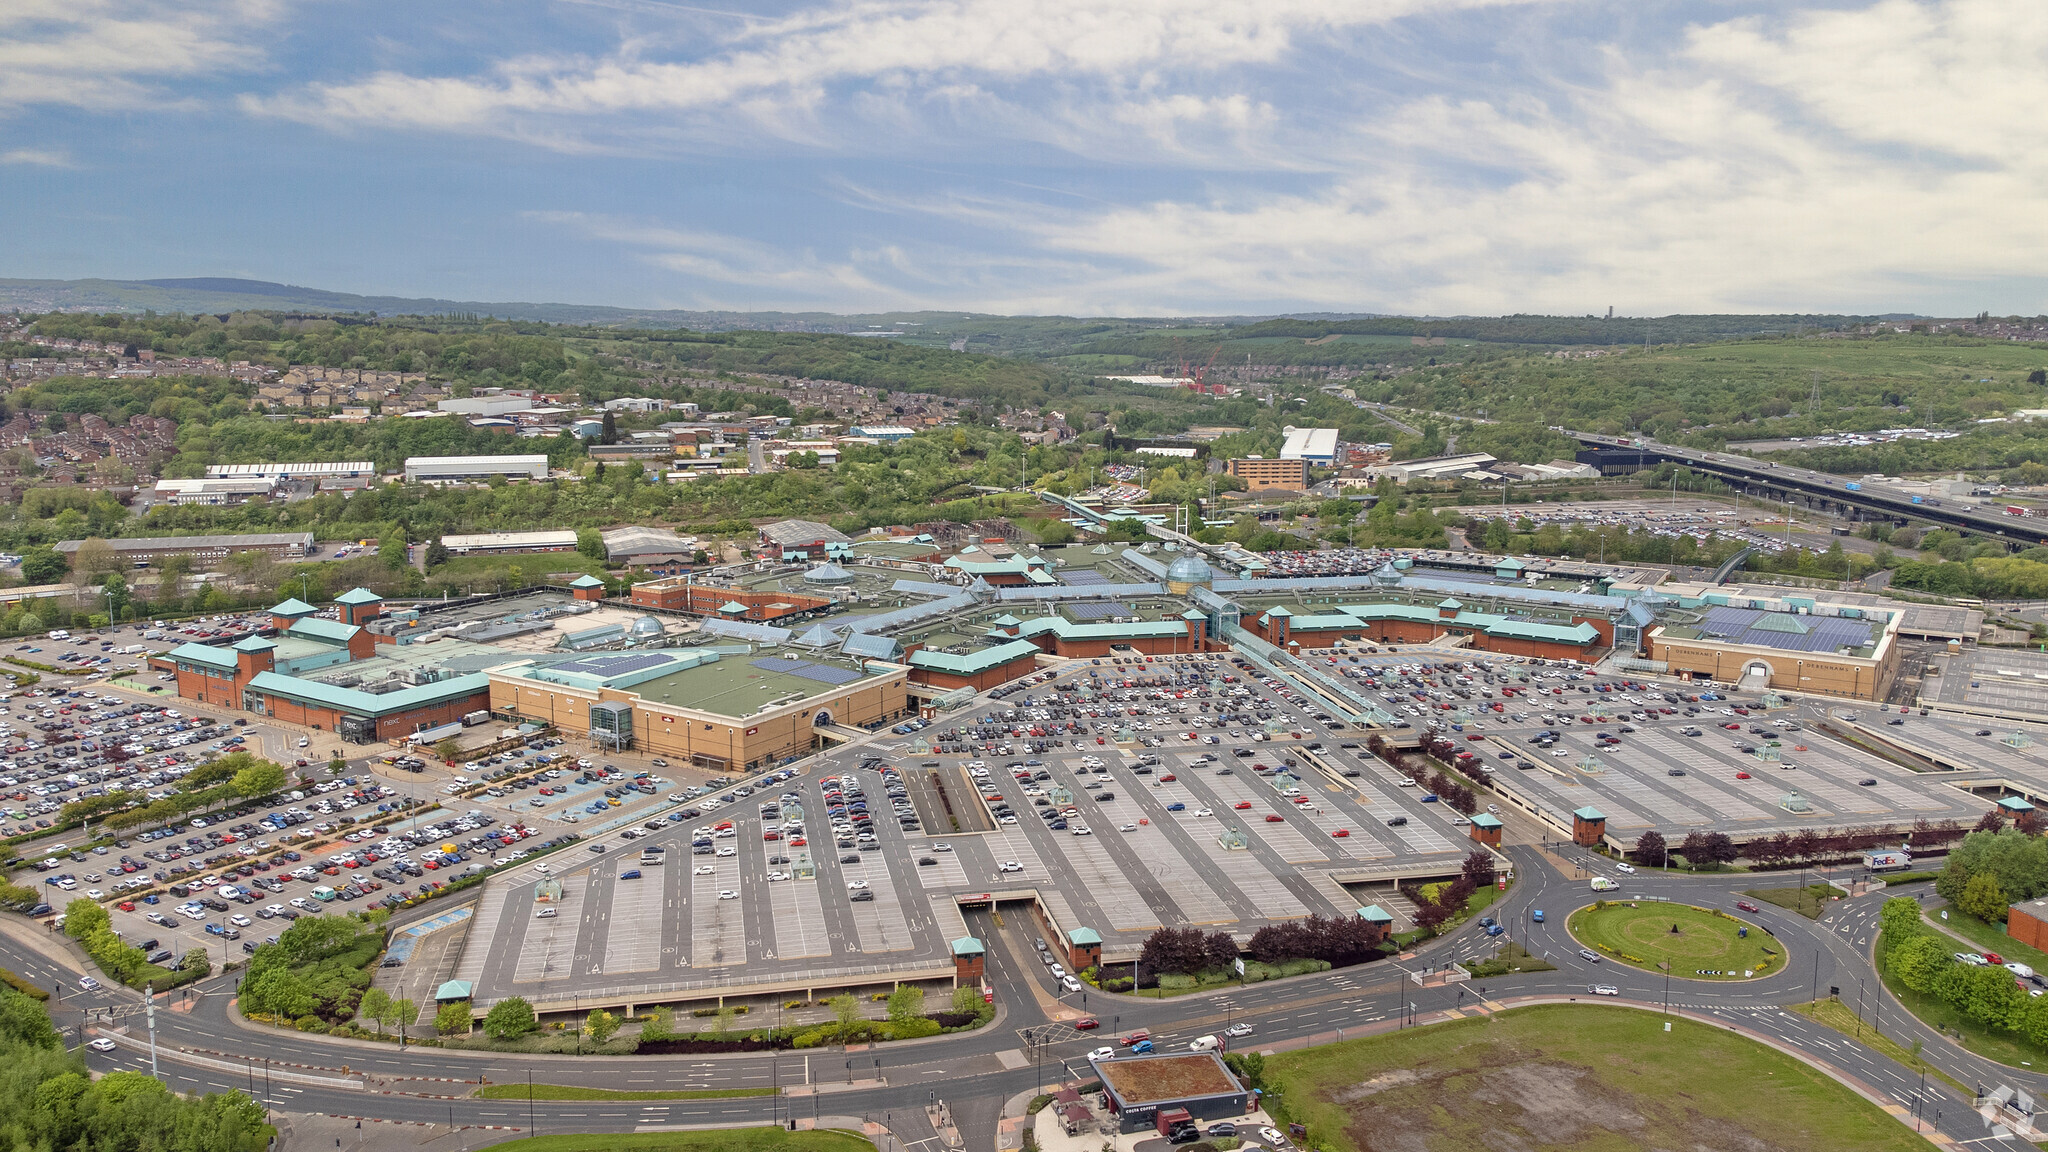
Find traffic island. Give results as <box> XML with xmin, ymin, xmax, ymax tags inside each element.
<box><xmin>1566</xmin><ymin>900</ymin><xmax>1780</xmax><ymax>979</ymax></box>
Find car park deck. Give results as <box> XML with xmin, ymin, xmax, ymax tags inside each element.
<box><xmin>447</xmin><ymin>655</ymin><xmax>1479</xmax><ymax>1014</ymax></box>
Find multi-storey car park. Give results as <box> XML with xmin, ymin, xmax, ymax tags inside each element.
<box><xmin>93</xmin><ymin>525</ymin><xmax>2048</xmax><ymax>1026</ymax></box>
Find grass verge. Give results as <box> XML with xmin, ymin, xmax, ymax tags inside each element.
<box><xmin>1743</xmin><ymin>884</ymin><xmax>1837</xmax><ymax>919</ymax></box>
<box><xmin>1261</xmin><ymin>1003</ymin><xmax>1931</xmax><ymax>1152</ymax></box>
<box><xmin>1791</xmin><ymin>997</ymin><xmax>1968</xmax><ymax>1094</ymax></box>
<box><xmin>466</xmin><ymin>1131</ymin><xmax>872</xmax><ymax>1152</ymax></box>
<box><xmin>1465</xmin><ymin>942</ymin><xmax>1555</xmax><ymax>978</ymax></box>
<box><xmin>1925</xmin><ymin>903</ymin><xmax>2048</xmax><ymax>973</ymax></box>
<box><xmin>1876</xmin><ymin>953</ymin><xmax>2046</xmax><ymax>1070</ymax></box>
<box><xmin>1568</xmin><ymin>901</ymin><xmax>1779</xmax><ymax>979</ymax></box>
<box><xmin>476</xmin><ymin>1084</ymin><xmax>774</xmax><ymax>1101</ymax></box>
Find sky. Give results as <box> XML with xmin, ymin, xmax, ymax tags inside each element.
<box><xmin>3</xmin><ymin>0</ymin><xmax>2046</xmax><ymax>318</ymax></box>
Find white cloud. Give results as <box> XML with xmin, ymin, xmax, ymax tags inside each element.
<box><xmin>1</xmin><ymin>148</ymin><xmax>75</xmax><ymax>167</ymax></box>
<box><xmin>0</xmin><ymin>0</ymin><xmax>283</xmax><ymax>112</ymax></box>
<box><xmin>578</xmin><ymin>0</ymin><xmax>2048</xmax><ymax>316</ymax></box>
<box><xmin>252</xmin><ymin>0</ymin><xmax>1524</xmax><ymax>158</ymax></box>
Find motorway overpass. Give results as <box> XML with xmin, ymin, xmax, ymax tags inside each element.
<box><xmin>1569</xmin><ymin>432</ymin><xmax>2048</xmax><ymax>547</ymax></box>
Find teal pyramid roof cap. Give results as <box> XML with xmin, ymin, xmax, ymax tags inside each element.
<box><xmin>269</xmin><ymin>597</ymin><xmax>317</xmax><ymax>616</ymax></box>
<box><xmin>570</xmin><ymin>574</ymin><xmax>605</xmax><ymax>588</ymax></box>
<box><xmin>335</xmin><ymin>587</ymin><xmax>382</xmax><ymax>605</ymax></box>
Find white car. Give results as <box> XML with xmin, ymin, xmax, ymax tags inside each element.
<box><xmin>718</xmin><ymin>890</ymin><xmax>739</xmax><ymax>900</ymax></box>
<box><xmin>766</xmin><ymin>871</ymin><xmax>790</xmax><ymax>882</ymax></box>
<box><xmin>1224</xmin><ymin>1022</ymin><xmax>1253</xmax><ymax>1037</ymax></box>
<box><xmin>288</xmin><ymin>896</ymin><xmax>310</xmax><ymax>909</ymax></box>
<box><xmin>1087</xmin><ymin>1046</ymin><xmax>1117</xmax><ymax>1061</ymax></box>
<box><xmin>535</xmin><ymin>862</ymin><xmax>552</xmax><ymax>874</ymax></box>
<box><xmin>998</xmin><ymin>861</ymin><xmax>1023</xmax><ymax>873</ymax></box>
<box><xmin>263</xmin><ymin>904</ymin><xmax>285</xmax><ymax>916</ymax></box>
<box><xmin>694</xmin><ymin>866</ymin><xmax>715</xmax><ymax>876</ymax></box>
<box><xmin>534</xmin><ymin>907</ymin><xmax>557</xmax><ymax>918</ymax></box>
<box><xmin>930</xmin><ymin>843</ymin><xmax>952</xmax><ymax>853</ymax></box>
<box><xmin>228</xmin><ymin>914</ymin><xmax>251</xmax><ymax>927</ymax></box>
<box><xmin>1614</xmin><ymin>862</ymin><xmax>1636</xmax><ymax>874</ymax></box>
<box><xmin>1590</xmin><ymin>984</ymin><xmax>1620</xmax><ymax>996</ymax></box>
<box><xmin>716</xmin><ymin>847</ymin><xmax>737</xmax><ymax>857</ymax></box>
<box><xmin>1193</xmin><ymin>808</ymin><xmax>1214</xmax><ymax>818</ymax></box>
<box><xmin>1071</xmin><ymin>825</ymin><xmax>1092</xmax><ymax>836</ymax></box>
<box><xmin>1119</xmin><ymin>823</ymin><xmax>1138</xmax><ymax>832</ymax></box>
<box><xmin>87</xmin><ymin>1037</ymin><xmax>117</xmax><ymax>1052</ymax></box>
<box><xmin>847</xmin><ymin>879</ymin><xmax>870</xmax><ymax>889</ymax></box>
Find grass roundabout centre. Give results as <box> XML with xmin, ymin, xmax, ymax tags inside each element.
<box><xmin>1566</xmin><ymin>901</ymin><xmax>1779</xmax><ymax>981</ymax></box>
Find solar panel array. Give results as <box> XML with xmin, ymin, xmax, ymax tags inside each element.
<box><xmin>1065</xmin><ymin>601</ymin><xmax>1134</xmax><ymax>620</ymax></box>
<box><xmin>1060</xmin><ymin>569</ymin><xmax>1112</xmax><ymax>586</ymax></box>
<box><xmin>751</xmin><ymin>656</ymin><xmax>865</xmax><ymax>685</ymax></box>
<box><xmin>552</xmin><ymin>652</ymin><xmax>673</xmax><ymax>678</ymax></box>
<box><xmin>1698</xmin><ymin>606</ymin><xmax>1875</xmax><ymax>654</ymax></box>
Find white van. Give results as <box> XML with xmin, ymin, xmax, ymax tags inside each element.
<box><xmin>1589</xmin><ymin>876</ymin><xmax>1621</xmax><ymax>892</ymax></box>
<box><xmin>1188</xmin><ymin>1035</ymin><xmax>1220</xmax><ymax>1052</ymax></box>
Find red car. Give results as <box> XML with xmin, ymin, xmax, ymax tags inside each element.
<box><xmin>1735</xmin><ymin>900</ymin><xmax>1759</xmax><ymax>913</ymax></box>
<box><xmin>1074</xmin><ymin>1017</ymin><xmax>1100</xmax><ymax>1030</ymax></box>
<box><xmin>1233</xmin><ymin>801</ymin><xmax>1253</xmax><ymax>810</ymax></box>
<box><xmin>1265</xmin><ymin>814</ymin><xmax>1284</xmax><ymax>823</ymax></box>
<box><xmin>1331</xmin><ymin>829</ymin><xmax>1350</xmax><ymax>838</ymax></box>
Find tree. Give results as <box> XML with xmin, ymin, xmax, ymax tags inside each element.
<box><xmin>1633</xmin><ymin>830</ymin><xmax>1667</xmax><ymax>867</ymax></box>
<box><xmin>1138</xmin><ymin>927</ymin><xmax>1211</xmax><ymax>977</ymax></box>
<box><xmin>576</xmin><ymin>528</ymin><xmax>607</xmax><ymax>561</ymax></box>
<box><xmin>1036</xmin><ymin>519</ymin><xmax>1076</xmax><ymax>545</ymax></box>
<box><xmin>886</xmin><ymin>984</ymin><xmax>925</xmax><ymax>1025</ymax></box>
<box><xmin>1892</xmin><ymin>934</ymin><xmax>1954</xmax><ymax>994</ymax></box>
<box><xmin>482</xmin><ymin>996</ymin><xmax>537</xmax><ymax>1040</ymax></box>
<box><xmin>1677</xmin><ymin>831</ymin><xmax>1713</xmax><ymax>870</ymax></box>
<box><xmin>829</xmin><ymin>993</ymin><xmax>860</xmax><ymax>1029</ymax></box>
<box><xmin>70</xmin><ymin>537</ymin><xmax>119</xmax><ymax>583</ymax></box>
<box><xmin>951</xmin><ymin>985</ymin><xmax>983</xmax><ymax>1016</ymax></box>
<box><xmin>1960</xmin><ymin>871</ymin><xmax>2011</xmax><ymax>923</ymax></box>
<box><xmin>359</xmin><ymin>988</ymin><xmax>391</xmax><ymax>1037</ymax></box>
<box><xmin>378</xmin><ymin>536</ymin><xmax>409</xmax><ymax>569</ymax></box>
<box><xmin>585</xmin><ymin>1008</ymin><xmax>620</xmax><ymax>1045</ymax></box>
<box><xmin>392</xmin><ymin>997</ymin><xmax>417</xmax><ymax>1040</ymax></box>
<box><xmin>436</xmin><ymin>1001</ymin><xmax>472</xmax><ymax>1036</ymax></box>
<box><xmin>230</xmin><ymin>760</ymin><xmax>287</xmax><ymax>799</ymax></box>
<box><xmin>1461</xmin><ymin>849</ymin><xmax>1497</xmax><ymax>887</ymax></box>
<box><xmin>62</xmin><ymin>897</ymin><xmax>110</xmax><ymax>940</ymax></box>
<box><xmin>19</xmin><ymin>546</ymin><xmax>67</xmax><ymax>585</ymax></box>
<box><xmin>434</xmin><ymin>738</ymin><xmax>463</xmax><ymax>764</ymax></box>
<box><xmin>101</xmin><ymin>573</ymin><xmax>130</xmax><ymax>618</ymax></box>
<box><xmin>600</xmin><ymin>410</ymin><xmax>618</xmax><ymax>444</ymax></box>
<box><xmin>642</xmin><ymin>1005</ymin><xmax>674</xmax><ymax>1041</ymax></box>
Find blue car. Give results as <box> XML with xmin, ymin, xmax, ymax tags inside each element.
<box><xmin>1486</xmin><ymin>924</ymin><xmax>1505</xmax><ymax>936</ymax></box>
<box><xmin>1532</xmin><ymin>909</ymin><xmax>1545</xmax><ymax>923</ymax></box>
<box><xmin>1166</xmin><ymin>802</ymin><xmax>1186</xmax><ymax>812</ymax></box>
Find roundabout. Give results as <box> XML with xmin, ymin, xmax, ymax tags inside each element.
<box><xmin>1566</xmin><ymin>901</ymin><xmax>1779</xmax><ymax>980</ymax></box>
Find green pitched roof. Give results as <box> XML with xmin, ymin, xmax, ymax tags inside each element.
<box><xmin>1573</xmin><ymin>806</ymin><xmax>1606</xmax><ymax>822</ymax></box>
<box><xmin>287</xmin><ymin>617</ymin><xmax>361</xmax><ymax>645</ymax></box>
<box><xmin>570</xmin><ymin>574</ymin><xmax>606</xmax><ymax>589</ymax></box>
<box><xmin>1067</xmin><ymin>927</ymin><xmax>1102</xmax><ymax>945</ymax></box>
<box><xmin>949</xmin><ymin>936</ymin><xmax>985</xmax><ymax>955</ymax></box>
<box><xmin>906</xmin><ymin>640</ymin><xmax>1042</xmax><ymax>675</ymax></box>
<box><xmin>435</xmin><ymin>980</ymin><xmax>473</xmax><ymax>1000</ymax></box>
<box><xmin>167</xmin><ymin>642</ymin><xmax>235</xmax><ymax>671</ymax></box>
<box><xmin>1471</xmin><ymin>813</ymin><xmax>1504</xmax><ymax>828</ymax></box>
<box><xmin>334</xmin><ymin>587</ymin><xmax>383</xmax><ymax>605</ymax></box>
<box><xmin>1355</xmin><ymin>905</ymin><xmax>1394</xmax><ymax>923</ymax></box>
<box><xmin>268</xmin><ymin>597</ymin><xmax>317</xmax><ymax>617</ymax></box>
<box><xmin>231</xmin><ymin>635</ymin><xmax>277</xmax><ymax>653</ymax></box>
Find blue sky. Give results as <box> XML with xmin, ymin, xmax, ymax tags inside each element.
<box><xmin>3</xmin><ymin>0</ymin><xmax>2045</xmax><ymax>317</ymax></box>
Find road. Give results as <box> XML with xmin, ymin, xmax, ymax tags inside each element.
<box><xmin>7</xmin><ymin>829</ymin><xmax>2029</xmax><ymax>1150</ymax></box>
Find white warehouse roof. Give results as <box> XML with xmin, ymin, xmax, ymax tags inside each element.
<box><xmin>1279</xmin><ymin>427</ymin><xmax>1340</xmax><ymax>461</ymax></box>
<box><xmin>404</xmin><ymin>455</ymin><xmax>549</xmax><ymax>480</ymax></box>
<box><xmin>440</xmin><ymin>530</ymin><xmax>578</xmax><ymax>553</ymax></box>
<box><xmin>207</xmin><ymin>461</ymin><xmax>375</xmax><ymax>479</ymax></box>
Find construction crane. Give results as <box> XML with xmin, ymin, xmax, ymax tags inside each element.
<box><xmin>1179</xmin><ymin>346</ymin><xmax>1226</xmax><ymax>395</ymax></box>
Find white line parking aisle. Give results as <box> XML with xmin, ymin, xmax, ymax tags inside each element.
<box><xmin>841</xmin><ymin>850</ymin><xmax>913</xmax><ymax>954</ymax></box>
<box><xmin>765</xmin><ymin>876</ymin><xmax>830</xmax><ymax>960</ymax></box>
<box><xmin>690</xmin><ymin>855</ymin><xmax>745</xmax><ymax>968</ymax></box>
<box><xmin>598</xmin><ymin>862</ymin><xmax>664</xmax><ymax>974</ymax></box>
<box><xmin>511</xmin><ymin>874</ymin><xmax>583</xmax><ymax>984</ymax></box>
<box><xmin>1093</xmin><ymin>790</ymin><xmax>1235</xmax><ymax>924</ymax></box>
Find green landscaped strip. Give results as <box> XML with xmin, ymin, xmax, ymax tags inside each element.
<box><xmin>1925</xmin><ymin>904</ymin><xmax>2048</xmax><ymax>973</ymax></box>
<box><xmin>1875</xmin><ymin>946</ymin><xmax>2048</xmax><ymax>1070</ymax></box>
<box><xmin>1743</xmin><ymin>884</ymin><xmax>1838</xmax><ymax>920</ymax></box>
<box><xmin>465</xmin><ymin>1129</ymin><xmax>873</xmax><ymax>1152</ymax></box>
<box><xmin>1262</xmin><ymin>1003</ymin><xmax>1932</xmax><ymax>1152</ymax></box>
<box><xmin>1567</xmin><ymin>901</ymin><xmax>1781</xmax><ymax>980</ymax></box>
<box><xmin>476</xmin><ymin>1084</ymin><xmax>775</xmax><ymax>1101</ymax></box>
<box><xmin>1792</xmin><ymin>998</ymin><xmax>1968</xmax><ymax>1095</ymax></box>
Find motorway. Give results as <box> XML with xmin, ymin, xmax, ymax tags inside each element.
<box><xmin>6</xmin><ymin>825</ymin><xmax>2035</xmax><ymax>1149</ymax></box>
